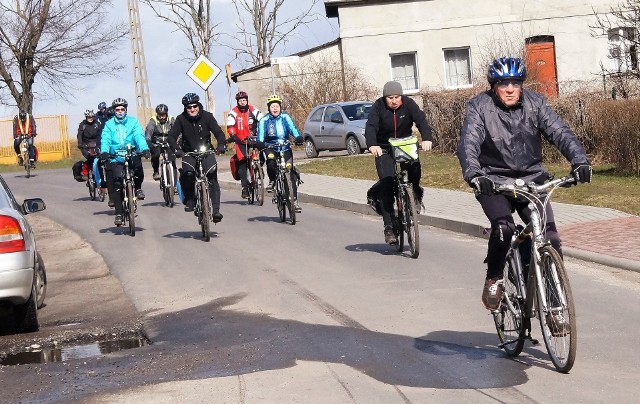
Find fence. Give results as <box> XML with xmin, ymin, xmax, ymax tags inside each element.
<box><xmin>0</xmin><ymin>115</ymin><xmax>71</xmax><ymax>165</ymax></box>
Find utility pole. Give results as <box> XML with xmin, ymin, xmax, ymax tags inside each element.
<box><xmin>128</xmin><ymin>0</ymin><xmax>152</xmax><ymax>125</ymax></box>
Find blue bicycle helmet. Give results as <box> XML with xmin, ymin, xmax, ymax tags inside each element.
<box><xmin>487</xmin><ymin>57</ymin><xmax>527</xmax><ymax>85</ymax></box>
<box><xmin>182</xmin><ymin>92</ymin><xmax>200</xmax><ymax>106</ymax></box>
<box><xmin>98</xmin><ymin>101</ymin><xmax>107</xmax><ymax>110</ymax></box>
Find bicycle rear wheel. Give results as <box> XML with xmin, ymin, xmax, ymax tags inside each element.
<box><xmin>254</xmin><ymin>162</ymin><xmax>265</xmax><ymax>206</ymax></box>
<box><xmin>403</xmin><ymin>188</ymin><xmax>420</xmax><ymax>258</ymax></box>
<box><xmin>394</xmin><ymin>193</ymin><xmax>404</xmax><ymax>252</ymax></box>
<box><xmin>277</xmin><ymin>177</ymin><xmax>286</xmax><ymax>222</ymax></box>
<box><xmin>200</xmin><ymin>182</ymin><xmax>210</xmax><ymax>242</ymax></box>
<box><xmin>494</xmin><ymin>252</ymin><xmax>526</xmax><ymax>356</ymax></box>
<box><xmin>537</xmin><ymin>245</ymin><xmax>576</xmax><ymax>373</ymax></box>
<box><xmin>284</xmin><ymin>172</ymin><xmax>296</xmax><ymax>225</ymax></box>
<box><xmin>126</xmin><ymin>182</ymin><xmax>136</xmax><ymax>236</ymax></box>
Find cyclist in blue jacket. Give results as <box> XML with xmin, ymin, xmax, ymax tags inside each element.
<box><xmin>100</xmin><ymin>98</ymin><xmax>150</xmax><ymax>226</ymax></box>
<box><xmin>256</xmin><ymin>94</ymin><xmax>304</xmax><ymax>212</ymax></box>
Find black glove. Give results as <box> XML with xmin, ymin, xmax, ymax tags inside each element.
<box><xmin>216</xmin><ymin>144</ymin><xmax>227</xmax><ymax>154</ymax></box>
<box><xmin>571</xmin><ymin>163</ymin><xmax>592</xmax><ymax>184</ymax></box>
<box><xmin>227</xmin><ymin>135</ymin><xmax>238</xmax><ymax>144</ymax></box>
<box><xmin>294</xmin><ymin>137</ymin><xmax>304</xmax><ymax>146</ymax></box>
<box><xmin>142</xmin><ymin>150</ymin><xmax>151</xmax><ymax>159</ymax></box>
<box><xmin>174</xmin><ymin>149</ymin><xmax>184</xmax><ymax>158</ymax></box>
<box><xmin>100</xmin><ymin>152</ymin><xmax>110</xmax><ymax>161</ymax></box>
<box><xmin>470</xmin><ymin>175</ymin><xmax>494</xmax><ymax>196</ymax></box>
<box><xmin>254</xmin><ymin>141</ymin><xmax>265</xmax><ymax>150</ymax></box>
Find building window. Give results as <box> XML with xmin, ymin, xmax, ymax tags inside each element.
<box><xmin>390</xmin><ymin>53</ymin><xmax>418</xmax><ymax>91</ymax></box>
<box><xmin>444</xmin><ymin>47</ymin><xmax>472</xmax><ymax>88</ymax></box>
<box><xmin>608</xmin><ymin>27</ymin><xmax>638</xmax><ymax>72</ymax></box>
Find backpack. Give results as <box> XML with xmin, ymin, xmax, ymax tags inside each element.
<box><xmin>72</xmin><ymin>160</ymin><xmax>85</xmax><ymax>182</ymax></box>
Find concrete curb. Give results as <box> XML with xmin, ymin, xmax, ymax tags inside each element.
<box><xmin>219</xmin><ymin>179</ymin><xmax>639</xmax><ymax>274</ymax></box>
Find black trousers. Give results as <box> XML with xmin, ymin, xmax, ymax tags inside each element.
<box><xmin>106</xmin><ymin>157</ymin><xmax>144</xmax><ymax>215</ymax></box>
<box><xmin>372</xmin><ymin>153</ymin><xmax>422</xmax><ymax>227</ymax></box>
<box><xmin>180</xmin><ymin>154</ymin><xmax>221</xmax><ymax>213</ymax></box>
<box><xmin>477</xmin><ymin>192</ymin><xmax>561</xmax><ymax>280</ymax></box>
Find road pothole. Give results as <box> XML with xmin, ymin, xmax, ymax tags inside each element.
<box><xmin>0</xmin><ymin>334</ymin><xmax>150</xmax><ymax>366</ymax></box>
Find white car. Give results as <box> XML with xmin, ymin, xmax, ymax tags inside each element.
<box><xmin>0</xmin><ymin>173</ymin><xmax>47</xmax><ymax>333</ymax></box>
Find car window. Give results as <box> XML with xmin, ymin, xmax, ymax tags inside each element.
<box><xmin>0</xmin><ymin>174</ymin><xmax>19</xmax><ymax>210</ymax></box>
<box><xmin>323</xmin><ymin>106</ymin><xmax>340</xmax><ymax>123</ymax></box>
<box><xmin>341</xmin><ymin>103</ymin><xmax>373</xmax><ymax>121</ymax></box>
<box><xmin>309</xmin><ymin>108</ymin><xmax>324</xmax><ymax>122</ymax></box>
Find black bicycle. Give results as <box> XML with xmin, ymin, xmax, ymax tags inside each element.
<box><xmin>155</xmin><ymin>140</ymin><xmax>176</xmax><ymax>208</ymax></box>
<box><xmin>112</xmin><ymin>146</ymin><xmax>140</xmax><ymax>236</ymax></box>
<box><xmin>492</xmin><ymin>175</ymin><xmax>577</xmax><ymax>373</ymax></box>
<box><xmin>270</xmin><ymin>140</ymin><xmax>296</xmax><ymax>225</ymax></box>
<box><xmin>183</xmin><ymin>148</ymin><xmax>217</xmax><ymax>242</ymax></box>
<box><xmin>85</xmin><ymin>142</ymin><xmax>98</xmax><ymax>201</ymax></box>
<box><xmin>387</xmin><ymin>136</ymin><xmax>420</xmax><ymax>259</ymax></box>
<box><xmin>17</xmin><ymin>135</ymin><xmax>33</xmax><ymax>178</ymax></box>
<box><xmin>247</xmin><ymin>137</ymin><xmax>265</xmax><ymax>206</ymax></box>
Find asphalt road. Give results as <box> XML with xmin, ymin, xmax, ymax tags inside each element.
<box><xmin>1</xmin><ymin>165</ymin><xmax>639</xmax><ymax>403</ymax></box>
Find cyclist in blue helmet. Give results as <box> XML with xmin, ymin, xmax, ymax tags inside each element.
<box><xmin>457</xmin><ymin>56</ymin><xmax>592</xmax><ymax>320</ymax></box>
<box><xmin>96</xmin><ymin>101</ymin><xmax>110</xmax><ymax>128</ymax></box>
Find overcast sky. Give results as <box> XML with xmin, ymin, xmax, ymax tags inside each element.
<box><xmin>3</xmin><ymin>1</ymin><xmax>338</xmax><ymax>124</ymax></box>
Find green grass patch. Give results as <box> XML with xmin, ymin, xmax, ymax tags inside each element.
<box><xmin>300</xmin><ymin>153</ymin><xmax>640</xmax><ymax>216</ymax></box>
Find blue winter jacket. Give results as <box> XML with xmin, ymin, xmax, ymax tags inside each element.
<box><xmin>100</xmin><ymin>115</ymin><xmax>149</xmax><ymax>164</ymax></box>
<box><xmin>257</xmin><ymin>112</ymin><xmax>302</xmax><ymax>152</ymax></box>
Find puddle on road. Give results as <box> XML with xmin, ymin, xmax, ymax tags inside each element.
<box><xmin>0</xmin><ymin>337</ymin><xmax>149</xmax><ymax>366</ymax></box>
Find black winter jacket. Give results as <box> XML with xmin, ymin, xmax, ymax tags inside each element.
<box><xmin>457</xmin><ymin>89</ymin><xmax>589</xmax><ymax>185</ymax></box>
<box><xmin>365</xmin><ymin>95</ymin><xmax>433</xmax><ymax>149</ymax></box>
<box><xmin>167</xmin><ymin>103</ymin><xmax>226</xmax><ymax>153</ymax></box>
<box><xmin>77</xmin><ymin>119</ymin><xmax>102</xmax><ymax>148</ymax></box>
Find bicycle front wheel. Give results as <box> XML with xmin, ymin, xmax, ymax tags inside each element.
<box><xmin>88</xmin><ymin>172</ymin><xmax>97</xmax><ymax>201</ymax></box>
<box><xmin>494</xmin><ymin>252</ymin><xmax>526</xmax><ymax>357</ymax></box>
<box><xmin>126</xmin><ymin>182</ymin><xmax>136</xmax><ymax>237</ymax></box>
<box><xmin>537</xmin><ymin>245</ymin><xmax>576</xmax><ymax>373</ymax></box>
<box><xmin>254</xmin><ymin>162</ymin><xmax>265</xmax><ymax>206</ymax></box>
<box><xmin>284</xmin><ymin>173</ymin><xmax>296</xmax><ymax>225</ymax></box>
<box><xmin>403</xmin><ymin>188</ymin><xmax>420</xmax><ymax>258</ymax></box>
<box><xmin>394</xmin><ymin>193</ymin><xmax>404</xmax><ymax>252</ymax></box>
<box><xmin>200</xmin><ymin>182</ymin><xmax>210</xmax><ymax>242</ymax></box>
<box><xmin>24</xmin><ymin>154</ymin><xmax>30</xmax><ymax>178</ymax></box>
<box><xmin>276</xmin><ymin>178</ymin><xmax>286</xmax><ymax>222</ymax></box>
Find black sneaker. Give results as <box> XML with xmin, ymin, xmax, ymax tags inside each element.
<box><xmin>266</xmin><ymin>181</ymin><xmax>275</xmax><ymax>193</ymax></box>
<box><xmin>294</xmin><ymin>199</ymin><xmax>301</xmax><ymax>213</ymax></box>
<box><xmin>184</xmin><ymin>199</ymin><xmax>195</xmax><ymax>212</ymax></box>
<box><xmin>241</xmin><ymin>187</ymin><xmax>249</xmax><ymax>199</ymax></box>
<box><xmin>152</xmin><ymin>172</ymin><xmax>160</xmax><ymax>181</ymax></box>
<box><xmin>546</xmin><ymin>312</ymin><xmax>571</xmax><ymax>337</ymax></box>
<box><xmin>114</xmin><ymin>214</ymin><xmax>124</xmax><ymax>226</ymax></box>
<box><xmin>482</xmin><ymin>277</ymin><xmax>503</xmax><ymax>311</ymax></box>
<box><xmin>212</xmin><ymin>211</ymin><xmax>223</xmax><ymax>223</ymax></box>
<box><xmin>108</xmin><ymin>199</ymin><xmax>115</xmax><ymax>208</ymax></box>
<box><xmin>135</xmin><ymin>189</ymin><xmax>145</xmax><ymax>200</ymax></box>
<box><xmin>384</xmin><ymin>226</ymin><xmax>397</xmax><ymax>245</ymax></box>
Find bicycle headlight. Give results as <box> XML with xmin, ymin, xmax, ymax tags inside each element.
<box><xmin>200</xmin><ymin>145</ymin><xmax>207</xmax><ymax>152</ymax></box>
<box><xmin>285</xmin><ymin>163</ymin><xmax>292</xmax><ymax>169</ymax></box>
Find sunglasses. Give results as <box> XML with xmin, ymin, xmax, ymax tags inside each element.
<box><xmin>114</xmin><ymin>107</ymin><xmax>126</xmax><ymax>112</ymax></box>
<box><xmin>186</xmin><ymin>104</ymin><xmax>199</xmax><ymax>110</ymax></box>
<box><xmin>496</xmin><ymin>79</ymin><xmax>523</xmax><ymax>89</ymax></box>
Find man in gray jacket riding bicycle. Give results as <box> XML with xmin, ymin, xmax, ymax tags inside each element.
<box><xmin>456</xmin><ymin>57</ymin><xmax>592</xmax><ymax>316</ymax></box>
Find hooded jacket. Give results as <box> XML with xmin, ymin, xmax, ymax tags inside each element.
<box><xmin>100</xmin><ymin>115</ymin><xmax>149</xmax><ymax>163</ymax></box>
<box><xmin>167</xmin><ymin>102</ymin><xmax>226</xmax><ymax>153</ymax></box>
<box><xmin>364</xmin><ymin>95</ymin><xmax>433</xmax><ymax>149</ymax></box>
<box><xmin>457</xmin><ymin>89</ymin><xmax>589</xmax><ymax>185</ymax></box>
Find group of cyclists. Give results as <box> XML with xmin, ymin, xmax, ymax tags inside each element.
<box><xmin>72</xmin><ymin>55</ymin><xmax>596</xmax><ymax>319</ymax></box>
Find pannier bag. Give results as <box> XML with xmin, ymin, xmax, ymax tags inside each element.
<box><xmin>72</xmin><ymin>160</ymin><xmax>85</xmax><ymax>182</ymax></box>
<box><xmin>388</xmin><ymin>135</ymin><xmax>418</xmax><ymax>162</ymax></box>
<box><xmin>229</xmin><ymin>154</ymin><xmax>239</xmax><ymax>180</ymax></box>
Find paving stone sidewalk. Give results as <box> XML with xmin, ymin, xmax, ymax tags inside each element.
<box><xmin>218</xmin><ymin>171</ymin><xmax>640</xmax><ymax>273</ymax></box>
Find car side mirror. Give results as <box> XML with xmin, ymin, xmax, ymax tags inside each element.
<box><xmin>23</xmin><ymin>198</ymin><xmax>46</xmax><ymax>214</ymax></box>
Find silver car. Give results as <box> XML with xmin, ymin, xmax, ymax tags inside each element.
<box><xmin>0</xmin><ymin>173</ymin><xmax>47</xmax><ymax>333</ymax></box>
<box><xmin>302</xmin><ymin>101</ymin><xmax>372</xmax><ymax>158</ymax></box>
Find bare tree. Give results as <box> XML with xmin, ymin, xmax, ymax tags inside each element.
<box><xmin>591</xmin><ymin>1</ymin><xmax>640</xmax><ymax>98</ymax></box>
<box><xmin>142</xmin><ymin>0</ymin><xmax>220</xmax><ymax>113</ymax></box>
<box><xmin>0</xmin><ymin>0</ymin><xmax>127</xmax><ymax>113</ymax></box>
<box><xmin>224</xmin><ymin>0</ymin><xmax>321</xmax><ymax>67</ymax></box>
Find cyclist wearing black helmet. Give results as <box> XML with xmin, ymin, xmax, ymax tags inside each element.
<box><xmin>77</xmin><ymin>109</ymin><xmax>102</xmax><ymax>181</ymax></box>
<box><xmin>12</xmin><ymin>109</ymin><xmax>37</xmax><ymax>167</ymax></box>
<box><xmin>226</xmin><ymin>91</ymin><xmax>264</xmax><ymax>199</ymax></box>
<box><xmin>167</xmin><ymin>92</ymin><xmax>227</xmax><ymax>222</ymax></box>
<box><xmin>457</xmin><ymin>56</ymin><xmax>592</xmax><ymax>314</ymax></box>
<box><xmin>145</xmin><ymin>103</ymin><xmax>176</xmax><ymax>181</ymax></box>
<box><xmin>96</xmin><ymin>101</ymin><xmax>110</xmax><ymax>128</ymax></box>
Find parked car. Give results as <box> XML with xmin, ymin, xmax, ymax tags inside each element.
<box><xmin>302</xmin><ymin>101</ymin><xmax>373</xmax><ymax>158</ymax></box>
<box><xmin>0</xmin><ymin>173</ymin><xmax>47</xmax><ymax>333</ymax></box>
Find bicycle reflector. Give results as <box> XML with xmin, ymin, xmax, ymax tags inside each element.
<box><xmin>388</xmin><ymin>135</ymin><xmax>419</xmax><ymax>162</ymax></box>
<box><xmin>0</xmin><ymin>215</ymin><xmax>25</xmax><ymax>253</ymax></box>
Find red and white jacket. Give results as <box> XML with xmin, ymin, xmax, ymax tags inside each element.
<box><xmin>226</xmin><ymin>105</ymin><xmax>263</xmax><ymax>159</ymax></box>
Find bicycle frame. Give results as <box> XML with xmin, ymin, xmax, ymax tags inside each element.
<box><xmin>156</xmin><ymin>141</ymin><xmax>175</xmax><ymax>207</ymax></box>
<box><xmin>183</xmin><ymin>148</ymin><xmax>216</xmax><ymax>241</ymax></box>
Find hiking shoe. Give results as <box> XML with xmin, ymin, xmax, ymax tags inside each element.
<box><xmin>29</xmin><ymin>159</ymin><xmax>36</xmax><ymax>169</ymax></box>
<box><xmin>17</xmin><ymin>156</ymin><xmax>23</xmax><ymax>166</ymax></box>
<box><xmin>135</xmin><ymin>189</ymin><xmax>145</xmax><ymax>200</ymax></box>
<box><xmin>241</xmin><ymin>187</ymin><xmax>249</xmax><ymax>199</ymax></box>
<box><xmin>415</xmin><ymin>186</ymin><xmax>425</xmax><ymax>212</ymax></box>
<box><xmin>184</xmin><ymin>199</ymin><xmax>195</xmax><ymax>212</ymax></box>
<box><xmin>212</xmin><ymin>211</ymin><xmax>223</xmax><ymax>223</ymax></box>
<box><xmin>482</xmin><ymin>277</ymin><xmax>503</xmax><ymax>311</ymax></box>
<box><xmin>294</xmin><ymin>199</ymin><xmax>301</xmax><ymax>213</ymax></box>
<box><xmin>114</xmin><ymin>214</ymin><xmax>124</xmax><ymax>226</ymax></box>
<box><xmin>266</xmin><ymin>180</ymin><xmax>275</xmax><ymax>193</ymax></box>
<box><xmin>384</xmin><ymin>226</ymin><xmax>397</xmax><ymax>245</ymax></box>
<box><xmin>546</xmin><ymin>312</ymin><xmax>571</xmax><ymax>337</ymax></box>
<box><xmin>108</xmin><ymin>199</ymin><xmax>115</xmax><ymax>208</ymax></box>
<box><xmin>153</xmin><ymin>172</ymin><xmax>161</xmax><ymax>181</ymax></box>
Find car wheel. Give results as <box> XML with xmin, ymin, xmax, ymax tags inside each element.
<box><xmin>304</xmin><ymin>138</ymin><xmax>319</xmax><ymax>158</ymax></box>
<box><xmin>15</xmin><ymin>282</ymin><xmax>39</xmax><ymax>333</ymax></box>
<box><xmin>35</xmin><ymin>252</ymin><xmax>47</xmax><ymax>309</ymax></box>
<box><xmin>346</xmin><ymin>136</ymin><xmax>362</xmax><ymax>155</ymax></box>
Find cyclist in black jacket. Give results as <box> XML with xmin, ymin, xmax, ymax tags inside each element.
<box><xmin>457</xmin><ymin>57</ymin><xmax>592</xmax><ymax>313</ymax></box>
<box><xmin>365</xmin><ymin>81</ymin><xmax>433</xmax><ymax>245</ymax></box>
<box><xmin>167</xmin><ymin>93</ymin><xmax>227</xmax><ymax>222</ymax></box>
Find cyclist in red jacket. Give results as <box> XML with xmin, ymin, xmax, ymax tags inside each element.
<box><xmin>13</xmin><ymin>110</ymin><xmax>37</xmax><ymax>167</ymax></box>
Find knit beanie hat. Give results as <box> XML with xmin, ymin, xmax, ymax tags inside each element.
<box><xmin>383</xmin><ymin>81</ymin><xmax>403</xmax><ymax>96</ymax></box>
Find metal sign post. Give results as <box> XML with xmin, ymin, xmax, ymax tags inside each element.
<box><xmin>270</xmin><ymin>56</ymin><xmax>300</xmax><ymax>94</ymax></box>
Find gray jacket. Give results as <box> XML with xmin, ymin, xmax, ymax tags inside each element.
<box><xmin>457</xmin><ymin>89</ymin><xmax>589</xmax><ymax>185</ymax></box>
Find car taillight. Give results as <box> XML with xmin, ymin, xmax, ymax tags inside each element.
<box><xmin>0</xmin><ymin>215</ymin><xmax>25</xmax><ymax>253</ymax></box>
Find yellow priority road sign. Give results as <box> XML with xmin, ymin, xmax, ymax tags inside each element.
<box><xmin>187</xmin><ymin>54</ymin><xmax>221</xmax><ymax>90</ymax></box>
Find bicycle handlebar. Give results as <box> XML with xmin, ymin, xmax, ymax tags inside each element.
<box><xmin>494</xmin><ymin>175</ymin><xmax>576</xmax><ymax>194</ymax></box>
